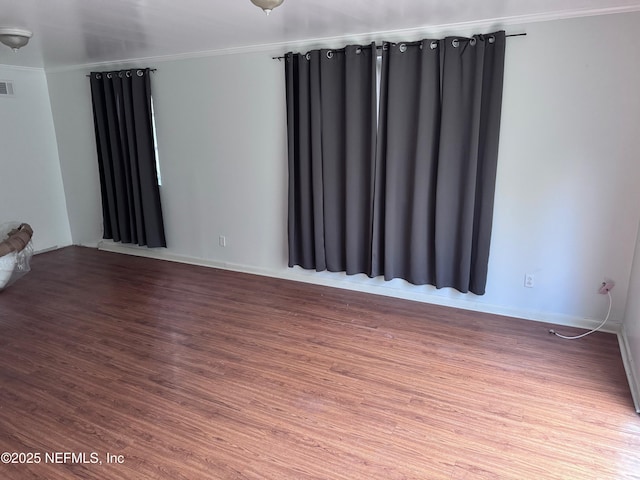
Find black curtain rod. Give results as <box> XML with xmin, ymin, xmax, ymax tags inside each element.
<box><xmin>85</xmin><ymin>68</ymin><xmax>157</xmax><ymax>77</ymax></box>
<box><xmin>271</xmin><ymin>33</ymin><xmax>526</xmax><ymax>61</ymax></box>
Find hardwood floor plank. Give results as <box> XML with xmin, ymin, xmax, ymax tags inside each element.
<box><xmin>0</xmin><ymin>246</ymin><xmax>638</xmax><ymax>479</ymax></box>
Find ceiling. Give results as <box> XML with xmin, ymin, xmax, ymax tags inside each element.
<box><xmin>2</xmin><ymin>0</ymin><xmax>640</xmax><ymax>70</ymax></box>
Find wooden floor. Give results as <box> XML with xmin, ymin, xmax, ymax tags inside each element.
<box><xmin>0</xmin><ymin>247</ymin><xmax>638</xmax><ymax>480</ymax></box>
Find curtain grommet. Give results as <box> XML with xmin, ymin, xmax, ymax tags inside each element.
<box><xmin>470</xmin><ymin>37</ymin><xmax>477</xmax><ymax>46</ymax></box>
<box><xmin>452</xmin><ymin>39</ymin><xmax>459</xmax><ymax>48</ymax></box>
<box><xmin>430</xmin><ymin>41</ymin><xmax>438</xmax><ymax>50</ymax></box>
<box><xmin>355</xmin><ymin>47</ymin><xmax>362</xmax><ymax>55</ymax></box>
<box><xmin>399</xmin><ymin>43</ymin><xmax>407</xmax><ymax>53</ymax></box>
<box><xmin>126</xmin><ymin>71</ymin><xmax>132</xmax><ymax>78</ymax></box>
<box><xmin>95</xmin><ymin>73</ymin><xmax>102</xmax><ymax>79</ymax></box>
<box><xmin>326</xmin><ymin>50</ymin><xmax>333</xmax><ymax>59</ymax></box>
<box><xmin>305</xmin><ymin>52</ymin><xmax>311</xmax><ymax>60</ymax></box>
<box><xmin>118</xmin><ymin>72</ymin><xmax>124</xmax><ymax>78</ymax></box>
<box><xmin>106</xmin><ymin>72</ymin><xmax>113</xmax><ymax>79</ymax></box>
<box><xmin>137</xmin><ymin>70</ymin><xmax>144</xmax><ymax>77</ymax></box>
<box><xmin>489</xmin><ymin>35</ymin><xmax>495</xmax><ymax>44</ymax></box>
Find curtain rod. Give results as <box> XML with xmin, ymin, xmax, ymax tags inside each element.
<box><xmin>271</xmin><ymin>33</ymin><xmax>526</xmax><ymax>61</ymax></box>
<box><xmin>85</xmin><ymin>68</ymin><xmax>157</xmax><ymax>77</ymax></box>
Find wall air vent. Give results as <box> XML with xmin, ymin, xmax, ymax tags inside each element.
<box><xmin>0</xmin><ymin>80</ymin><xmax>15</xmax><ymax>96</ymax></box>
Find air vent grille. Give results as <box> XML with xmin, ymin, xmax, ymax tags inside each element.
<box><xmin>0</xmin><ymin>80</ymin><xmax>15</xmax><ymax>96</ymax></box>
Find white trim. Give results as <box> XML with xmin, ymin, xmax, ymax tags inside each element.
<box><xmin>34</xmin><ymin>245</ymin><xmax>60</xmax><ymax>255</ymax></box>
<box><xmin>0</xmin><ymin>64</ymin><xmax>44</xmax><ymax>72</ymax></box>
<box><xmin>94</xmin><ymin>241</ymin><xmax>621</xmax><ymax>334</ymax></box>
<box><xmin>44</xmin><ymin>5</ymin><xmax>640</xmax><ymax>74</ymax></box>
<box><xmin>484</xmin><ymin>4</ymin><xmax>640</xmax><ymax>26</ymax></box>
<box><xmin>619</xmin><ymin>325</ymin><xmax>640</xmax><ymax>413</ymax></box>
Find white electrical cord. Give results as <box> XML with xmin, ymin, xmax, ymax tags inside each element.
<box><xmin>549</xmin><ymin>290</ymin><xmax>612</xmax><ymax>340</ymax></box>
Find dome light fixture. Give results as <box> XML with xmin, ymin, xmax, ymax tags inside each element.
<box><xmin>0</xmin><ymin>27</ymin><xmax>33</xmax><ymax>52</ymax></box>
<box><xmin>250</xmin><ymin>0</ymin><xmax>284</xmax><ymax>15</ymax></box>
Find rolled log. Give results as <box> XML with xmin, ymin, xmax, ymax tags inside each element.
<box><xmin>0</xmin><ymin>223</ymin><xmax>33</xmax><ymax>258</ymax></box>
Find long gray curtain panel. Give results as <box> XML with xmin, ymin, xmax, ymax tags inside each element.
<box><xmin>374</xmin><ymin>32</ymin><xmax>506</xmax><ymax>294</ymax></box>
<box><xmin>285</xmin><ymin>44</ymin><xmax>378</xmax><ymax>274</ymax></box>
<box><xmin>285</xmin><ymin>32</ymin><xmax>505</xmax><ymax>295</ymax></box>
<box><xmin>90</xmin><ymin>68</ymin><xmax>166</xmax><ymax>248</ymax></box>
<box><xmin>371</xmin><ymin>39</ymin><xmax>441</xmax><ymax>286</ymax></box>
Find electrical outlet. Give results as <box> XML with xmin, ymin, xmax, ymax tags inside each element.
<box><xmin>598</xmin><ymin>279</ymin><xmax>615</xmax><ymax>294</ymax></box>
<box><xmin>524</xmin><ymin>273</ymin><xmax>535</xmax><ymax>288</ymax></box>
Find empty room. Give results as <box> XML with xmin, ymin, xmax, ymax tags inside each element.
<box><xmin>1</xmin><ymin>0</ymin><xmax>639</xmax><ymax>478</ymax></box>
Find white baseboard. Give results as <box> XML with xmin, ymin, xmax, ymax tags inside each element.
<box><xmin>34</xmin><ymin>245</ymin><xmax>61</xmax><ymax>255</ymax></box>
<box><xmin>618</xmin><ymin>326</ymin><xmax>640</xmax><ymax>414</ymax></box>
<box><xmin>93</xmin><ymin>241</ymin><xmax>621</xmax><ymax>334</ymax></box>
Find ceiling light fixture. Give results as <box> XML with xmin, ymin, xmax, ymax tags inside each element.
<box><xmin>0</xmin><ymin>27</ymin><xmax>33</xmax><ymax>52</ymax></box>
<box><xmin>250</xmin><ymin>0</ymin><xmax>284</xmax><ymax>15</ymax></box>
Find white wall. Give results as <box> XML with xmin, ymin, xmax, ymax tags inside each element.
<box><xmin>46</xmin><ymin>54</ymin><xmax>288</xmax><ymax>266</ymax></box>
<box><xmin>0</xmin><ymin>66</ymin><xmax>71</xmax><ymax>252</ymax></box>
<box><xmin>46</xmin><ymin>11</ymin><xmax>640</xmax><ymax>330</ymax></box>
<box><xmin>46</xmin><ymin>69</ymin><xmax>106</xmax><ymax>244</ymax></box>
<box><xmin>622</xmin><ymin>221</ymin><xmax>640</xmax><ymax>411</ymax></box>
<box><xmin>486</xmin><ymin>12</ymin><xmax>640</xmax><ymax>326</ymax></box>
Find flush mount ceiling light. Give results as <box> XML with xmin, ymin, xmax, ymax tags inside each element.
<box><xmin>0</xmin><ymin>27</ymin><xmax>33</xmax><ymax>52</ymax></box>
<box><xmin>250</xmin><ymin>0</ymin><xmax>284</xmax><ymax>15</ymax></box>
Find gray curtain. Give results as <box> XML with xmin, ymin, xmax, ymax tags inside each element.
<box><xmin>286</xmin><ymin>32</ymin><xmax>505</xmax><ymax>295</ymax></box>
<box><xmin>374</xmin><ymin>33</ymin><xmax>505</xmax><ymax>294</ymax></box>
<box><xmin>286</xmin><ymin>44</ymin><xmax>377</xmax><ymax>274</ymax></box>
<box><xmin>90</xmin><ymin>68</ymin><xmax>166</xmax><ymax>248</ymax></box>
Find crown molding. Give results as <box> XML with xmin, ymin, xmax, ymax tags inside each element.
<box><xmin>0</xmin><ymin>63</ymin><xmax>44</xmax><ymax>72</ymax></box>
